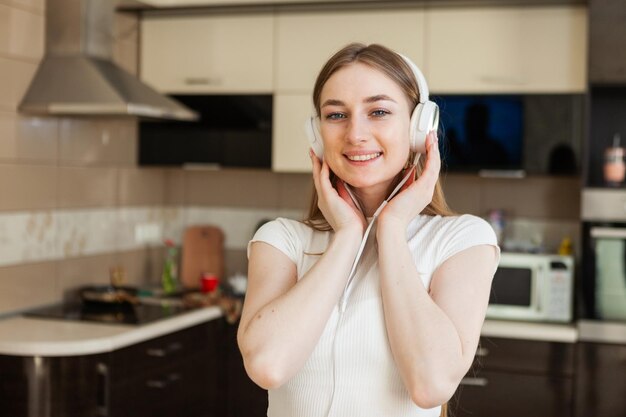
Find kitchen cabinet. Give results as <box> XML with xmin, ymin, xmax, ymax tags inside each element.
<box><xmin>452</xmin><ymin>337</ymin><xmax>575</xmax><ymax>417</ymax></box>
<box><xmin>589</xmin><ymin>0</ymin><xmax>626</xmax><ymax>84</ymax></box>
<box><xmin>220</xmin><ymin>317</ymin><xmax>268</xmax><ymax>417</ymax></box>
<box><xmin>274</xmin><ymin>8</ymin><xmax>425</xmax><ymax>92</ymax></box>
<box><xmin>0</xmin><ymin>321</ymin><xmax>220</xmax><ymax>417</ymax></box>
<box><xmin>575</xmin><ymin>342</ymin><xmax>626</xmax><ymax>417</ymax></box>
<box><xmin>272</xmin><ymin>93</ymin><xmax>312</xmax><ymax>172</ymax></box>
<box><xmin>272</xmin><ymin>8</ymin><xmax>425</xmax><ymax>172</ymax></box>
<box><xmin>425</xmin><ymin>6</ymin><xmax>587</xmax><ymax>93</ymax></box>
<box><xmin>141</xmin><ymin>13</ymin><xmax>274</xmax><ymax>93</ymax></box>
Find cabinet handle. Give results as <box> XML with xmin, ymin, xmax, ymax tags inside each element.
<box><xmin>184</xmin><ymin>77</ymin><xmax>221</xmax><ymax>86</ymax></box>
<box><xmin>146</xmin><ymin>373</ymin><xmax>183</xmax><ymax>389</ymax></box>
<box><xmin>475</xmin><ymin>347</ymin><xmax>490</xmax><ymax>357</ymax></box>
<box><xmin>146</xmin><ymin>342</ymin><xmax>183</xmax><ymax>357</ymax></box>
<box><xmin>96</xmin><ymin>362</ymin><xmax>110</xmax><ymax>416</ymax></box>
<box><xmin>460</xmin><ymin>377</ymin><xmax>489</xmax><ymax>387</ymax></box>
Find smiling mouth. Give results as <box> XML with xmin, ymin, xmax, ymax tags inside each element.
<box><xmin>345</xmin><ymin>152</ymin><xmax>382</xmax><ymax>162</ymax></box>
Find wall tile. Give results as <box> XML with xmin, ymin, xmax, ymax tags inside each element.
<box><xmin>0</xmin><ymin>4</ymin><xmax>44</xmax><ymax>60</ymax></box>
<box><xmin>441</xmin><ymin>173</ymin><xmax>483</xmax><ymax>215</ymax></box>
<box><xmin>2</xmin><ymin>0</ymin><xmax>44</xmax><ymax>14</ymax></box>
<box><xmin>278</xmin><ymin>172</ymin><xmax>311</xmax><ymax>211</ymax></box>
<box><xmin>113</xmin><ymin>12</ymin><xmax>138</xmax><ymax>75</ymax></box>
<box><xmin>480</xmin><ymin>176</ymin><xmax>581</xmax><ymax>220</ymax></box>
<box><xmin>116</xmin><ymin>246</ymin><xmax>165</xmax><ymax>288</ymax></box>
<box><xmin>0</xmin><ymin>211</ymin><xmax>57</xmax><ymax>266</ymax></box>
<box><xmin>0</xmin><ymin>261</ymin><xmax>57</xmax><ymax>314</ymax></box>
<box><xmin>0</xmin><ymin>163</ymin><xmax>57</xmax><ymax>210</ymax></box>
<box><xmin>186</xmin><ymin>168</ymin><xmax>280</xmax><ymax>208</ymax></box>
<box><xmin>164</xmin><ymin>169</ymin><xmax>186</xmax><ymax>205</ymax></box>
<box><xmin>57</xmin><ymin>166</ymin><xmax>117</xmax><ymax>208</ymax></box>
<box><xmin>224</xmin><ymin>248</ymin><xmax>248</xmax><ymax>277</ymax></box>
<box><xmin>118</xmin><ymin>167</ymin><xmax>165</xmax><ymax>206</ymax></box>
<box><xmin>0</xmin><ymin>56</ymin><xmax>37</xmax><ymax>111</ymax></box>
<box><xmin>56</xmin><ymin>209</ymin><xmax>118</xmax><ymax>257</ymax></box>
<box><xmin>0</xmin><ymin>113</ymin><xmax>58</xmax><ymax>162</ymax></box>
<box><xmin>56</xmin><ymin>252</ymin><xmax>117</xmax><ymax>300</ymax></box>
<box><xmin>59</xmin><ymin>118</ymin><xmax>137</xmax><ymax>166</ymax></box>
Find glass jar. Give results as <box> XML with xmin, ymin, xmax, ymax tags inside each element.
<box><xmin>604</xmin><ymin>146</ymin><xmax>625</xmax><ymax>186</ymax></box>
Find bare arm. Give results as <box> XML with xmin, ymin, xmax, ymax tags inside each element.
<box><xmin>377</xmin><ymin>224</ymin><xmax>497</xmax><ymax>408</ymax></box>
<box><xmin>238</xmin><ymin>152</ymin><xmax>366</xmax><ymax>389</ymax></box>
<box><xmin>375</xmin><ymin>132</ymin><xmax>497</xmax><ymax>407</ymax></box>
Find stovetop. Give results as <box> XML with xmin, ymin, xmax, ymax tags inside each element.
<box><xmin>24</xmin><ymin>302</ymin><xmax>191</xmax><ymax>326</ymax></box>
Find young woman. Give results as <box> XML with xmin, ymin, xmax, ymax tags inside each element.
<box><xmin>238</xmin><ymin>43</ymin><xmax>500</xmax><ymax>417</ymax></box>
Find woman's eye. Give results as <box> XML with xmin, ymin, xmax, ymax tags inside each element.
<box><xmin>371</xmin><ymin>109</ymin><xmax>390</xmax><ymax>117</ymax></box>
<box><xmin>325</xmin><ymin>112</ymin><xmax>346</xmax><ymax>120</ymax></box>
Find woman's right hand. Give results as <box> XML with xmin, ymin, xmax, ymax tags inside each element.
<box><xmin>310</xmin><ymin>150</ymin><xmax>366</xmax><ymax>235</ymax></box>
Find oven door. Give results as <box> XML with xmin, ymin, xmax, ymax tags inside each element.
<box><xmin>582</xmin><ymin>225</ymin><xmax>626</xmax><ymax>321</ymax></box>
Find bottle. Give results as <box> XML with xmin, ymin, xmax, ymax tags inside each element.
<box><xmin>604</xmin><ymin>133</ymin><xmax>625</xmax><ymax>186</ymax></box>
<box><xmin>161</xmin><ymin>239</ymin><xmax>179</xmax><ymax>294</ymax></box>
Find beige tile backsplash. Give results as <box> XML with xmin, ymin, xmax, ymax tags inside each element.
<box><xmin>0</xmin><ymin>1</ymin><xmax>584</xmax><ymax>315</ymax></box>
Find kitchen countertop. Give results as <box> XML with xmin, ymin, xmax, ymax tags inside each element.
<box><xmin>0</xmin><ymin>306</ymin><xmax>222</xmax><ymax>357</ymax></box>
<box><xmin>482</xmin><ymin>319</ymin><xmax>578</xmax><ymax>343</ymax></box>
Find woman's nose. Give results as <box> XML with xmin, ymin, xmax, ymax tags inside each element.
<box><xmin>345</xmin><ymin>116</ymin><xmax>368</xmax><ymax>144</ymax></box>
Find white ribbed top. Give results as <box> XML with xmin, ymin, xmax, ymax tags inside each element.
<box><xmin>249</xmin><ymin>215</ymin><xmax>498</xmax><ymax>417</ymax></box>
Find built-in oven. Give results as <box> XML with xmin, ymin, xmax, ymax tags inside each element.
<box><xmin>581</xmin><ymin>189</ymin><xmax>626</xmax><ymax>322</ymax></box>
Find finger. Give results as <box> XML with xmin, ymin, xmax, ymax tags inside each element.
<box><xmin>310</xmin><ymin>149</ymin><xmax>322</xmax><ymax>192</ymax></box>
<box><xmin>420</xmin><ymin>131</ymin><xmax>441</xmax><ymax>187</ymax></box>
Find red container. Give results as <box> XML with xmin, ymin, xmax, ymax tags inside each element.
<box><xmin>200</xmin><ymin>273</ymin><xmax>219</xmax><ymax>293</ymax></box>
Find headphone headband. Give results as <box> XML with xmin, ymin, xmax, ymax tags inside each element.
<box><xmin>398</xmin><ymin>53</ymin><xmax>430</xmax><ymax>104</ymax></box>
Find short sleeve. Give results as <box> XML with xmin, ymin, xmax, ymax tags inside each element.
<box><xmin>247</xmin><ymin>218</ymin><xmax>302</xmax><ymax>265</ymax></box>
<box><xmin>437</xmin><ymin>215</ymin><xmax>501</xmax><ymax>272</ymax></box>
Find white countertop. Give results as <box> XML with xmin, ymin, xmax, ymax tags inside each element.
<box><xmin>0</xmin><ymin>306</ymin><xmax>222</xmax><ymax>357</ymax></box>
<box><xmin>482</xmin><ymin>319</ymin><xmax>578</xmax><ymax>343</ymax></box>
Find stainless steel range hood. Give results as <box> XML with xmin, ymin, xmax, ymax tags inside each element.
<box><xmin>19</xmin><ymin>0</ymin><xmax>198</xmax><ymax>121</ymax></box>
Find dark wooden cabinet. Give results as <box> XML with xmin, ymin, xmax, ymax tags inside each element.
<box><xmin>589</xmin><ymin>0</ymin><xmax>626</xmax><ymax>84</ymax></box>
<box><xmin>0</xmin><ymin>321</ymin><xmax>220</xmax><ymax>417</ymax></box>
<box><xmin>219</xmin><ymin>318</ymin><xmax>268</xmax><ymax>417</ymax></box>
<box><xmin>451</xmin><ymin>337</ymin><xmax>575</xmax><ymax>417</ymax></box>
<box><xmin>575</xmin><ymin>342</ymin><xmax>626</xmax><ymax>417</ymax></box>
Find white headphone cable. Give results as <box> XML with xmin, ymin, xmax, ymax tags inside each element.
<box><xmin>339</xmin><ymin>152</ymin><xmax>421</xmax><ymax>312</ymax></box>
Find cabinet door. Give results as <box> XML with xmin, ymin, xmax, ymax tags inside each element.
<box><xmin>141</xmin><ymin>13</ymin><xmax>274</xmax><ymax>93</ymax></box>
<box><xmin>575</xmin><ymin>342</ymin><xmax>626</xmax><ymax>417</ymax></box>
<box><xmin>275</xmin><ymin>9</ymin><xmax>425</xmax><ymax>92</ymax></box>
<box><xmin>589</xmin><ymin>0</ymin><xmax>626</xmax><ymax>83</ymax></box>
<box><xmin>426</xmin><ymin>6</ymin><xmax>587</xmax><ymax>93</ymax></box>
<box><xmin>454</xmin><ymin>371</ymin><xmax>574</xmax><ymax>417</ymax></box>
<box><xmin>273</xmin><ymin>93</ymin><xmax>314</xmax><ymax>172</ymax></box>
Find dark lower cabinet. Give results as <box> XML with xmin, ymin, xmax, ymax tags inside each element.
<box><xmin>575</xmin><ymin>342</ymin><xmax>626</xmax><ymax>417</ymax></box>
<box><xmin>0</xmin><ymin>320</ymin><xmax>221</xmax><ymax>417</ymax></box>
<box><xmin>451</xmin><ymin>337</ymin><xmax>575</xmax><ymax>417</ymax></box>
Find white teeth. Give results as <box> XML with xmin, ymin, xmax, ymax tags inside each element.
<box><xmin>346</xmin><ymin>153</ymin><xmax>381</xmax><ymax>161</ymax></box>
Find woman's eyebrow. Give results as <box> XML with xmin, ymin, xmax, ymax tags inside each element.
<box><xmin>321</xmin><ymin>95</ymin><xmax>397</xmax><ymax>108</ymax></box>
<box><xmin>364</xmin><ymin>94</ymin><xmax>397</xmax><ymax>104</ymax></box>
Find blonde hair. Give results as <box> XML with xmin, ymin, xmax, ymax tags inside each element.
<box><xmin>303</xmin><ymin>42</ymin><xmax>454</xmax><ymax>231</ymax></box>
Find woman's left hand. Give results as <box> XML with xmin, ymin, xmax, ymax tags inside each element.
<box><xmin>378</xmin><ymin>130</ymin><xmax>441</xmax><ymax>230</ymax></box>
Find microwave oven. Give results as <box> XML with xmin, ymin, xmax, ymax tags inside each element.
<box><xmin>486</xmin><ymin>252</ymin><xmax>574</xmax><ymax>323</ymax></box>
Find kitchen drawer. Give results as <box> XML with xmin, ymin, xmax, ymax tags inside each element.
<box><xmin>110</xmin><ymin>352</ymin><xmax>218</xmax><ymax>417</ymax></box>
<box><xmin>455</xmin><ymin>370</ymin><xmax>574</xmax><ymax>417</ymax></box>
<box><xmin>111</xmin><ymin>321</ymin><xmax>218</xmax><ymax>381</ymax></box>
<box><xmin>475</xmin><ymin>336</ymin><xmax>575</xmax><ymax>376</ymax></box>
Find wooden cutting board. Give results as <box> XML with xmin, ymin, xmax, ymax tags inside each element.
<box><xmin>181</xmin><ymin>225</ymin><xmax>225</xmax><ymax>289</ymax></box>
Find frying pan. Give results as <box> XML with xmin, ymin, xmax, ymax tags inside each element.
<box><xmin>79</xmin><ymin>285</ymin><xmax>139</xmax><ymax>305</ymax></box>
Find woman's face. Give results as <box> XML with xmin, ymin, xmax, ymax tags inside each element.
<box><xmin>319</xmin><ymin>62</ymin><xmax>412</xmax><ymax>197</ymax></box>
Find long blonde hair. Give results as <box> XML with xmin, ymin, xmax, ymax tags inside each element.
<box><xmin>303</xmin><ymin>43</ymin><xmax>454</xmax><ymax>231</ymax></box>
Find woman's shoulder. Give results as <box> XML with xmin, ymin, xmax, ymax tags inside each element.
<box><xmin>412</xmin><ymin>213</ymin><xmax>491</xmax><ymax>229</ymax></box>
<box><xmin>409</xmin><ymin>213</ymin><xmax>497</xmax><ymax>245</ymax></box>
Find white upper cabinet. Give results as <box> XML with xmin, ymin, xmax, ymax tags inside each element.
<box><xmin>425</xmin><ymin>6</ymin><xmax>588</xmax><ymax>93</ymax></box>
<box><xmin>140</xmin><ymin>13</ymin><xmax>274</xmax><ymax>93</ymax></box>
<box><xmin>275</xmin><ymin>9</ymin><xmax>426</xmax><ymax>93</ymax></box>
<box><xmin>272</xmin><ymin>9</ymin><xmax>426</xmax><ymax>172</ymax></box>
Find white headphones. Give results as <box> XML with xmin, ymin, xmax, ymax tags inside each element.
<box><xmin>305</xmin><ymin>53</ymin><xmax>439</xmax><ymax>160</ymax></box>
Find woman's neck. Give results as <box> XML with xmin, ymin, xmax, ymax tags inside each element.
<box><xmin>351</xmin><ymin>174</ymin><xmax>403</xmax><ymax>217</ymax></box>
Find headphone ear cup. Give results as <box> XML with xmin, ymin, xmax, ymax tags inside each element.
<box><xmin>409</xmin><ymin>101</ymin><xmax>439</xmax><ymax>154</ymax></box>
<box><xmin>304</xmin><ymin>116</ymin><xmax>324</xmax><ymax>160</ymax></box>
